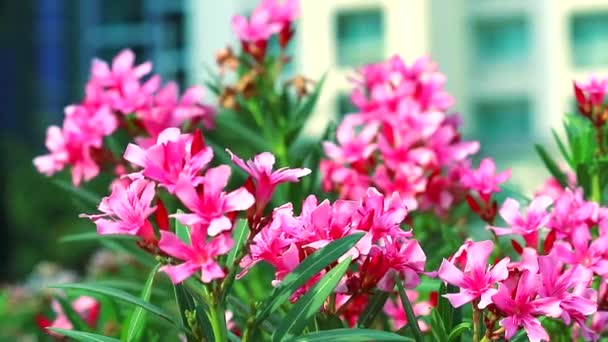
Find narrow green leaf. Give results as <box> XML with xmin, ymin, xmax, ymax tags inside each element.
<box><xmin>215</xmin><ymin>112</ymin><xmax>271</xmax><ymax>151</ymax></box>
<box><xmin>55</xmin><ymin>296</ymin><xmax>91</xmax><ymax>332</ymax></box>
<box><xmin>447</xmin><ymin>322</ymin><xmax>471</xmax><ymax>342</ymax></box>
<box><xmin>535</xmin><ymin>144</ymin><xmax>568</xmax><ymax>187</ymax></box>
<box><xmin>437</xmin><ymin>283</ymin><xmax>457</xmax><ymax>331</ymax></box>
<box><xmin>551</xmin><ymin>128</ymin><xmax>572</xmax><ymax>167</ymax></box>
<box><xmin>255</xmin><ymin>233</ymin><xmax>364</xmax><ymax>325</ymax></box>
<box><xmin>51</xmin><ymin>283</ymin><xmax>176</xmax><ymax>325</ymax></box>
<box><xmin>52</xmin><ymin>179</ymin><xmax>101</xmax><ymax>205</ymax></box>
<box><xmin>356</xmin><ymin>291</ymin><xmax>390</xmax><ymax>328</ymax></box>
<box><xmin>295</xmin><ymin>72</ymin><xmax>327</xmax><ymax>125</ymax></box>
<box><xmin>47</xmin><ymin>329</ymin><xmax>120</xmax><ymax>342</ymax></box>
<box><xmin>174</xmin><ymin>211</ymin><xmax>191</xmax><ymax>244</ymax></box>
<box><xmin>395</xmin><ymin>275</ymin><xmax>424</xmax><ymax>342</ymax></box>
<box><xmin>287</xmin><ymin>328</ymin><xmax>413</xmax><ymax>342</ymax></box>
<box><xmin>430</xmin><ymin>310</ymin><xmax>449</xmax><ymax>342</ymax></box>
<box><xmin>227</xmin><ymin>219</ymin><xmax>249</xmax><ymax>266</ymax></box>
<box><xmin>121</xmin><ymin>264</ymin><xmax>161</xmax><ymax>342</ymax></box>
<box><xmin>96</xmin><ymin>279</ymin><xmax>169</xmax><ymax>297</ymax></box>
<box><xmin>59</xmin><ymin>232</ymin><xmax>136</xmax><ymax>243</ymax></box>
<box><xmin>272</xmin><ymin>257</ymin><xmax>352</xmax><ymax>342</ymax></box>
<box><xmin>577</xmin><ymin>164</ymin><xmax>592</xmax><ymax>197</ymax></box>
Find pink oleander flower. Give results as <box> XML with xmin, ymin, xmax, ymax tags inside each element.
<box><xmin>173</xmin><ymin>165</ymin><xmax>255</xmax><ymax>236</ymax></box>
<box><xmin>554</xmin><ymin>226</ymin><xmax>608</xmax><ymax>277</ymax></box>
<box><xmin>460</xmin><ymin>158</ymin><xmax>511</xmax><ymax>196</ymax></box>
<box><xmin>231</xmin><ymin>2</ymin><xmax>282</xmax><ymax>43</ymax></box>
<box><xmin>335</xmin><ymin>294</ymin><xmax>369</xmax><ymax>328</ymax></box>
<box><xmin>227</xmin><ymin>150</ymin><xmax>310</xmax><ymax>207</ymax></box>
<box><xmin>136</xmin><ymin>82</ymin><xmax>216</xmax><ymax>140</ymax></box>
<box><xmin>537</xmin><ymin>253</ymin><xmax>597</xmax><ymax>333</ymax></box>
<box><xmin>492</xmin><ymin>270</ymin><xmax>562</xmax><ymax>342</ymax></box>
<box><xmin>90</xmin><ymin>49</ymin><xmax>154</xmax><ymax>113</ymax></box>
<box><xmin>158</xmin><ymin>228</ymin><xmax>233</xmax><ymax>284</ymax></box>
<box><xmin>383</xmin><ymin>291</ymin><xmax>432</xmax><ymax>331</ymax></box>
<box><xmin>80</xmin><ymin>178</ymin><xmax>157</xmax><ymax>241</ymax></box>
<box><xmin>353</xmin><ymin>188</ymin><xmax>412</xmax><ymax>240</ymax></box>
<box><xmin>323</xmin><ymin>116</ymin><xmax>378</xmax><ymax>164</ymax></box>
<box><xmin>575</xmin><ymin>74</ymin><xmax>608</xmax><ymax>107</ymax></box>
<box><xmin>372</xmin><ymin>236</ymin><xmax>426</xmax><ymax>291</ymax></box>
<box><xmin>37</xmin><ymin>296</ymin><xmax>100</xmax><ymax>337</ymax></box>
<box><xmin>124</xmin><ymin>127</ymin><xmax>213</xmax><ymax>193</ymax></box>
<box><xmin>549</xmin><ymin>188</ymin><xmax>598</xmax><ymax>238</ymax></box>
<box><xmin>489</xmin><ymin>195</ymin><xmax>553</xmax><ymax>248</ymax></box>
<box><xmin>437</xmin><ymin>240</ymin><xmax>510</xmax><ymax>308</ymax></box>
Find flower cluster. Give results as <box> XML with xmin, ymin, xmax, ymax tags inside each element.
<box><xmin>241</xmin><ymin>186</ymin><xmax>427</xmax><ymax>323</ymax></box>
<box><xmin>34</xmin><ymin>50</ymin><xmax>216</xmax><ymax>186</ymax></box>
<box><xmin>321</xmin><ymin>55</ymin><xmax>481</xmax><ymax>215</ymax></box>
<box><xmin>36</xmin><ymin>296</ymin><xmax>100</xmax><ymax>337</ymax></box>
<box><xmin>574</xmin><ymin>74</ymin><xmax>608</xmax><ymax>127</ymax></box>
<box><xmin>437</xmin><ymin>182</ymin><xmax>608</xmax><ymax>341</ymax></box>
<box><xmin>232</xmin><ymin>0</ymin><xmax>298</xmax><ymax>62</ymax></box>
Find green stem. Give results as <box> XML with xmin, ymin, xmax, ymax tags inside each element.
<box><xmin>208</xmin><ymin>300</ymin><xmax>228</xmax><ymax>342</ymax></box>
<box><xmin>473</xmin><ymin>305</ymin><xmax>481</xmax><ymax>342</ymax></box>
<box><xmin>591</xmin><ymin>172</ymin><xmax>602</xmax><ymax>204</ymax></box>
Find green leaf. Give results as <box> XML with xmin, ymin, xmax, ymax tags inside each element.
<box><xmin>51</xmin><ymin>283</ymin><xmax>176</xmax><ymax>325</ymax></box>
<box><xmin>577</xmin><ymin>163</ymin><xmax>592</xmax><ymax>197</ymax></box>
<box><xmin>254</xmin><ymin>233</ymin><xmax>364</xmax><ymax>325</ymax></box>
<box><xmin>55</xmin><ymin>296</ymin><xmax>91</xmax><ymax>332</ymax></box>
<box><xmin>447</xmin><ymin>322</ymin><xmax>471</xmax><ymax>342</ymax></box>
<box><xmin>47</xmin><ymin>329</ymin><xmax>120</xmax><ymax>342</ymax></box>
<box><xmin>59</xmin><ymin>232</ymin><xmax>137</xmax><ymax>243</ymax></box>
<box><xmin>430</xmin><ymin>310</ymin><xmax>448</xmax><ymax>342</ymax></box>
<box><xmin>272</xmin><ymin>257</ymin><xmax>352</xmax><ymax>342</ymax></box>
<box><xmin>52</xmin><ymin>179</ymin><xmax>101</xmax><ymax>205</ymax></box>
<box><xmin>551</xmin><ymin>128</ymin><xmax>572</xmax><ymax>167</ymax></box>
<box><xmin>535</xmin><ymin>144</ymin><xmax>568</xmax><ymax>188</ymax></box>
<box><xmin>227</xmin><ymin>219</ymin><xmax>249</xmax><ymax>266</ymax></box>
<box><xmin>121</xmin><ymin>264</ymin><xmax>161</xmax><ymax>342</ymax></box>
<box><xmin>395</xmin><ymin>275</ymin><xmax>424</xmax><ymax>342</ymax></box>
<box><xmin>294</xmin><ymin>72</ymin><xmax>327</xmax><ymax>126</ymax></box>
<box><xmin>356</xmin><ymin>291</ymin><xmax>390</xmax><ymax>328</ymax></box>
<box><xmin>174</xmin><ymin>211</ymin><xmax>191</xmax><ymax>244</ymax></box>
<box><xmin>215</xmin><ymin>111</ymin><xmax>272</xmax><ymax>151</ymax></box>
<box><xmin>436</xmin><ymin>283</ymin><xmax>457</xmax><ymax>331</ymax></box>
<box><xmin>95</xmin><ymin>279</ymin><xmax>169</xmax><ymax>297</ymax></box>
<box><xmin>287</xmin><ymin>328</ymin><xmax>414</xmax><ymax>342</ymax></box>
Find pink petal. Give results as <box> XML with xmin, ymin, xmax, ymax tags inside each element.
<box><xmin>158</xmin><ymin>231</ymin><xmax>193</xmax><ymax>260</ymax></box>
<box><xmin>437</xmin><ymin>259</ymin><xmax>466</xmax><ymax>287</ymax></box>
<box><xmin>499</xmin><ymin>198</ymin><xmax>521</xmax><ymax>226</ymax></box>
<box><xmin>207</xmin><ymin>217</ymin><xmax>232</xmax><ymax>236</ymax></box>
<box><xmin>444</xmin><ymin>291</ymin><xmax>477</xmax><ymax>308</ymax></box>
<box><xmin>112</xmin><ymin>49</ymin><xmax>135</xmax><ymax>74</ymax></box>
<box><xmin>223</xmin><ymin>187</ymin><xmax>255</xmax><ymax>212</ymax></box>
<box><xmin>160</xmin><ymin>262</ymin><xmax>198</xmax><ymax>284</ymax></box>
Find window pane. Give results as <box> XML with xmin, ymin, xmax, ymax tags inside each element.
<box><xmin>337</xmin><ymin>92</ymin><xmax>357</xmax><ymax>118</ymax></box>
<box><xmin>473</xmin><ymin>98</ymin><xmax>531</xmax><ymax>151</ymax></box>
<box><xmin>473</xmin><ymin>16</ymin><xmax>529</xmax><ymax>65</ymax></box>
<box><xmin>571</xmin><ymin>12</ymin><xmax>608</xmax><ymax>67</ymax></box>
<box><xmin>101</xmin><ymin>0</ymin><xmax>143</xmax><ymax>24</ymax></box>
<box><xmin>335</xmin><ymin>9</ymin><xmax>384</xmax><ymax>67</ymax></box>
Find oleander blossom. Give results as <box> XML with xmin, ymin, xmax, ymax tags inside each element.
<box><xmin>383</xmin><ymin>291</ymin><xmax>432</xmax><ymax>331</ymax></box>
<box><xmin>437</xmin><ymin>240</ymin><xmax>510</xmax><ymax>308</ymax></box>
<box><xmin>227</xmin><ymin>149</ymin><xmax>311</xmax><ymax>209</ymax></box>
<box><xmin>34</xmin><ymin>49</ymin><xmax>216</xmax><ymax>186</ymax></box>
<box><xmin>489</xmin><ymin>195</ymin><xmax>553</xmax><ymax>248</ymax></box>
<box><xmin>321</xmin><ymin>55</ymin><xmax>480</xmax><ymax>215</ymax></box>
<box><xmin>241</xmin><ymin>187</ymin><xmax>426</xmax><ymax>300</ymax></box>
<box><xmin>159</xmin><ymin>227</ymin><xmax>233</xmax><ymax>284</ymax></box>
<box><xmin>36</xmin><ymin>296</ymin><xmax>100</xmax><ymax>337</ymax></box>
<box><xmin>124</xmin><ymin>127</ymin><xmax>213</xmax><ymax>193</ymax></box>
<box><xmin>80</xmin><ymin>178</ymin><xmax>157</xmax><ymax>241</ymax></box>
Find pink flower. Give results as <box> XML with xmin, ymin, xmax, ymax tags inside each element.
<box><xmin>492</xmin><ymin>270</ymin><xmax>562</xmax><ymax>342</ymax></box>
<box><xmin>575</xmin><ymin>74</ymin><xmax>608</xmax><ymax>106</ymax></box>
<box><xmin>124</xmin><ymin>127</ymin><xmax>213</xmax><ymax>193</ymax></box>
<box><xmin>37</xmin><ymin>296</ymin><xmax>100</xmax><ymax>337</ymax></box>
<box><xmin>323</xmin><ymin>117</ymin><xmax>378</xmax><ymax>164</ymax></box>
<box><xmin>537</xmin><ymin>253</ymin><xmax>597</xmax><ymax>327</ymax></box>
<box><xmin>549</xmin><ymin>188</ymin><xmax>598</xmax><ymax>238</ymax></box>
<box><xmin>227</xmin><ymin>150</ymin><xmax>310</xmax><ymax>206</ymax></box>
<box><xmin>158</xmin><ymin>228</ymin><xmax>233</xmax><ymax>284</ymax></box>
<box><xmin>353</xmin><ymin>188</ymin><xmax>412</xmax><ymax>240</ymax></box>
<box><xmin>437</xmin><ymin>240</ymin><xmax>509</xmax><ymax>308</ymax></box>
<box><xmin>373</xmin><ymin>236</ymin><xmax>426</xmax><ymax>291</ymax></box>
<box><xmin>460</xmin><ymin>158</ymin><xmax>510</xmax><ymax>195</ymax></box>
<box><xmin>383</xmin><ymin>291</ymin><xmax>432</xmax><ymax>331</ymax></box>
<box><xmin>554</xmin><ymin>226</ymin><xmax>608</xmax><ymax>277</ymax></box>
<box><xmin>80</xmin><ymin>178</ymin><xmax>157</xmax><ymax>241</ymax></box>
<box><xmin>489</xmin><ymin>195</ymin><xmax>553</xmax><ymax>248</ymax></box>
<box><xmin>173</xmin><ymin>165</ymin><xmax>255</xmax><ymax>236</ymax></box>
<box><xmin>90</xmin><ymin>49</ymin><xmax>153</xmax><ymax>113</ymax></box>
<box><xmin>231</xmin><ymin>1</ymin><xmax>282</xmax><ymax>42</ymax></box>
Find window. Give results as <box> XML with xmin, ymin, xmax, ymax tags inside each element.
<box><xmin>571</xmin><ymin>12</ymin><xmax>608</xmax><ymax>67</ymax></box>
<box><xmin>336</xmin><ymin>92</ymin><xmax>357</xmax><ymax>118</ymax></box>
<box><xmin>473</xmin><ymin>16</ymin><xmax>529</xmax><ymax>65</ymax></box>
<box><xmin>101</xmin><ymin>0</ymin><xmax>143</xmax><ymax>24</ymax></box>
<box><xmin>473</xmin><ymin>98</ymin><xmax>531</xmax><ymax>151</ymax></box>
<box><xmin>335</xmin><ymin>8</ymin><xmax>384</xmax><ymax>67</ymax></box>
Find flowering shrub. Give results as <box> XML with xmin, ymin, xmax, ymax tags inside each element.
<box><xmin>20</xmin><ymin>0</ymin><xmax>608</xmax><ymax>341</ymax></box>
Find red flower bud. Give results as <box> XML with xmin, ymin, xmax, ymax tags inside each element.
<box><xmin>155</xmin><ymin>198</ymin><xmax>169</xmax><ymax>231</ymax></box>
<box><xmin>191</xmin><ymin>128</ymin><xmax>206</xmax><ymax>155</ymax></box>
<box><xmin>511</xmin><ymin>239</ymin><xmax>524</xmax><ymax>255</ymax></box>
<box><xmin>543</xmin><ymin>229</ymin><xmax>556</xmax><ymax>255</ymax></box>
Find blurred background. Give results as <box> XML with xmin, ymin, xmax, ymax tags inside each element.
<box><xmin>2</xmin><ymin>0</ymin><xmax>608</xmax><ymax>281</ymax></box>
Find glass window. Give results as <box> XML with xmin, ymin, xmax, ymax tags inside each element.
<box><xmin>335</xmin><ymin>8</ymin><xmax>384</xmax><ymax>67</ymax></box>
<box><xmin>473</xmin><ymin>97</ymin><xmax>531</xmax><ymax>151</ymax></box>
<box><xmin>473</xmin><ymin>16</ymin><xmax>529</xmax><ymax>65</ymax></box>
<box><xmin>570</xmin><ymin>12</ymin><xmax>608</xmax><ymax>67</ymax></box>
<box><xmin>101</xmin><ymin>0</ymin><xmax>143</xmax><ymax>24</ymax></box>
